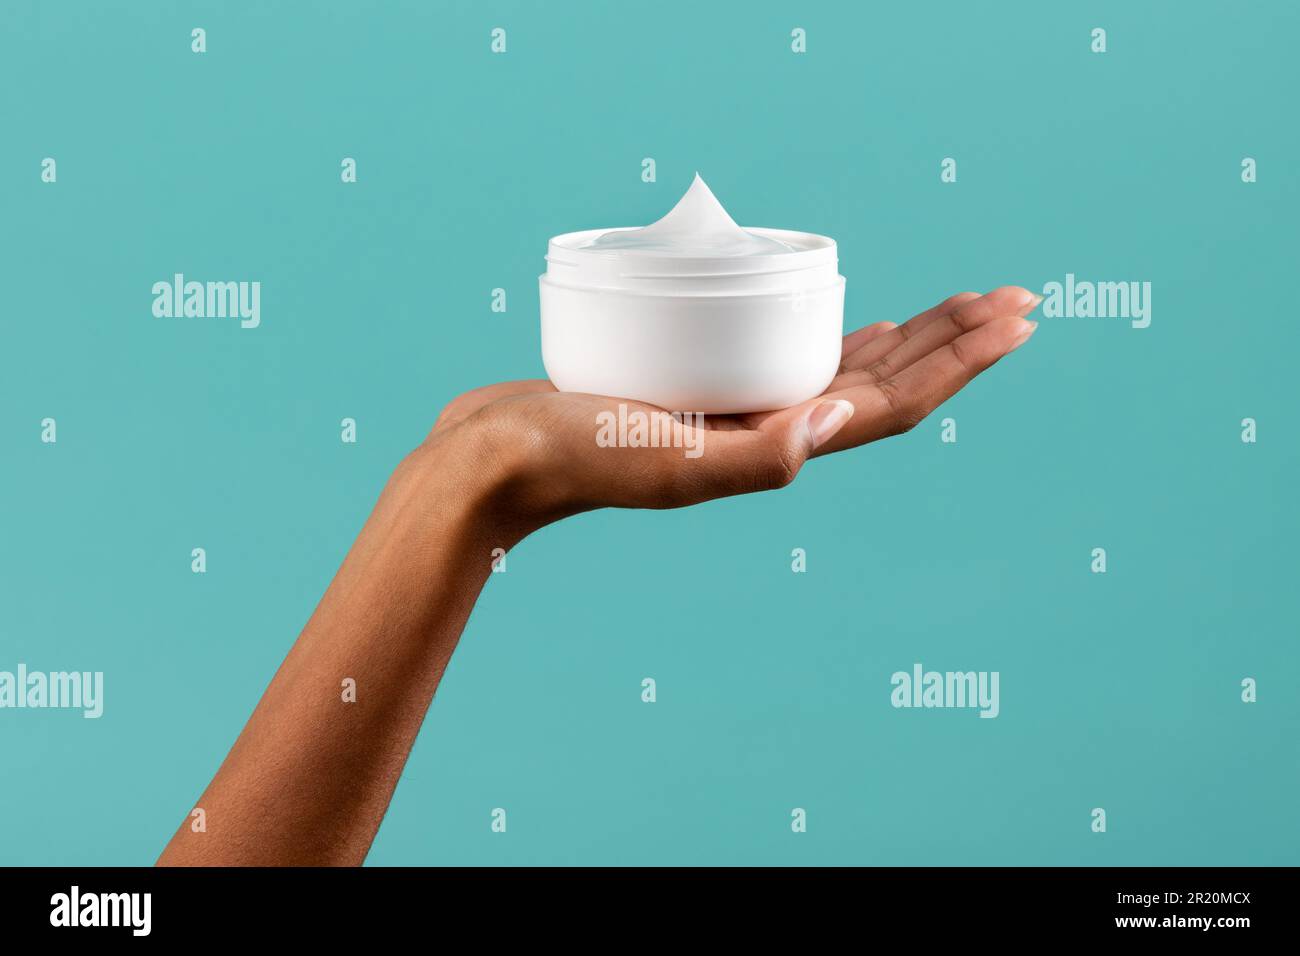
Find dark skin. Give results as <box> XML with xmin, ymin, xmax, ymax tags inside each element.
<box><xmin>157</xmin><ymin>286</ymin><xmax>1039</xmax><ymax>866</ymax></box>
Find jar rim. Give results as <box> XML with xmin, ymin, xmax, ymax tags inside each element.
<box><xmin>547</xmin><ymin>226</ymin><xmax>836</xmax><ymax>278</ymax></box>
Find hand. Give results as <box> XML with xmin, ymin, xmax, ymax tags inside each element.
<box><xmin>422</xmin><ymin>286</ymin><xmax>1040</xmax><ymax>525</ymax></box>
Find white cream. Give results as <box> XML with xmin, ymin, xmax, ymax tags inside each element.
<box><xmin>585</xmin><ymin>174</ymin><xmax>794</xmax><ymax>256</ymax></box>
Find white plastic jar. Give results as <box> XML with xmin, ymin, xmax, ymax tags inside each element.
<box><xmin>539</xmin><ymin>176</ymin><xmax>845</xmax><ymax>414</ymax></box>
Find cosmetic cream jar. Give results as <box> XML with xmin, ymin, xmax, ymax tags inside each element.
<box><xmin>539</xmin><ymin>177</ymin><xmax>845</xmax><ymax>415</ymax></box>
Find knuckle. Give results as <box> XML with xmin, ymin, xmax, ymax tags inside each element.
<box><xmin>878</xmin><ymin>378</ymin><xmax>924</xmax><ymax>435</ymax></box>
<box><xmin>948</xmin><ymin>335</ymin><xmax>975</xmax><ymax>373</ymax></box>
<box><xmin>863</xmin><ymin>354</ymin><xmax>893</xmax><ymax>382</ymax></box>
<box><xmin>947</xmin><ymin>304</ymin><xmax>978</xmax><ymax>335</ymax></box>
<box><xmin>938</xmin><ymin>292</ymin><xmax>980</xmax><ymax>323</ymax></box>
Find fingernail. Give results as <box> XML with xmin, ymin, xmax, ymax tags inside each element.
<box><xmin>806</xmin><ymin>399</ymin><xmax>855</xmax><ymax>449</ymax></box>
<box><xmin>1009</xmin><ymin>319</ymin><xmax>1038</xmax><ymax>351</ymax></box>
<box><xmin>1018</xmin><ymin>292</ymin><xmax>1044</xmax><ymax>316</ymax></box>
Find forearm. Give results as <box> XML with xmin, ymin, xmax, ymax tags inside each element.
<box><xmin>158</xmin><ymin>435</ymin><xmax>526</xmax><ymax>866</ymax></box>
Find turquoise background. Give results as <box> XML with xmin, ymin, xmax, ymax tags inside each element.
<box><xmin>2</xmin><ymin>0</ymin><xmax>1296</xmax><ymax>865</ymax></box>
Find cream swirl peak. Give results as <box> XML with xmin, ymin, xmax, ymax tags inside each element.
<box><xmin>584</xmin><ymin>173</ymin><xmax>795</xmax><ymax>256</ymax></box>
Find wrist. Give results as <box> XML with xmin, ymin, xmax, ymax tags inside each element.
<box><xmin>392</xmin><ymin>420</ymin><xmax>557</xmax><ymax>555</ymax></box>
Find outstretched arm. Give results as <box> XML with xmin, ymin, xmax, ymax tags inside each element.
<box><xmin>157</xmin><ymin>286</ymin><xmax>1039</xmax><ymax>866</ymax></box>
<box><xmin>156</xmin><ymin>435</ymin><xmax>527</xmax><ymax>865</ymax></box>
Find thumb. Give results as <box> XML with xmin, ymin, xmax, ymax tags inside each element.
<box><xmin>801</xmin><ymin>399</ymin><xmax>856</xmax><ymax>454</ymax></box>
<box><xmin>751</xmin><ymin>398</ymin><xmax>855</xmax><ymax>491</ymax></box>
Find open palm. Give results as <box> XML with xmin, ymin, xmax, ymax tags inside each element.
<box><xmin>427</xmin><ymin>287</ymin><xmax>1039</xmax><ymax>513</ymax></box>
